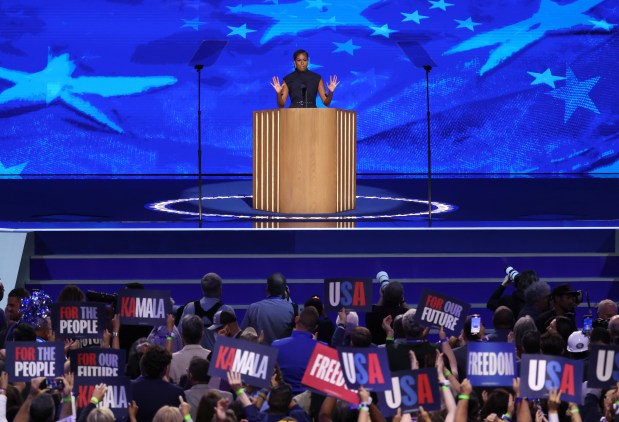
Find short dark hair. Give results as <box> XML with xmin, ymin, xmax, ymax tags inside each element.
<box><xmin>293</xmin><ymin>49</ymin><xmax>308</xmax><ymax>60</ymax></box>
<box><xmin>201</xmin><ymin>273</ymin><xmax>222</xmax><ymax>298</ymax></box>
<box><xmin>383</xmin><ymin>281</ymin><xmax>405</xmax><ymax>306</ymax></box>
<box><xmin>492</xmin><ymin>306</ymin><xmax>515</xmax><ymax>330</ymax></box>
<box><xmin>188</xmin><ymin>356</ymin><xmax>210</xmax><ymax>383</ymax></box>
<box><xmin>139</xmin><ymin>345</ymin><xmax>172</xmax><ymax>378</ymax></box>
<box><xmin>13</xmin><ymin>323</ymin><xmax>36</xmax><ymax>341</ymax></box>
<box><xmin>298</xmin><ymin>306</ymin><xmax>319</xmax><ymax>331</ymax></box>
<box><xmin>8</xmin><ymin>288</ymin><xmax>30</xmax><ymax>300</ymax></box>
<box><xmin>350</xmin><ymin>327</ymin><xmax>372</xmax><ymax>347</ymax></box>
<box><xmin>590</xmin><ymin>327</ymin><xmax>611</xmax><ymax>345</ymax></box>
<box><xmin>57</xmin><ymin>285</ymin><xmax>86</xmax><ymax>303</ymax></box>
<box><xmin>522</xmin><ymin>331</ymin><xmax>541</xmax><ymax>354</ymax></box>
<box><xmin>268</xmin><ymin>384</ymin><xmax>293</xmax><ymax>413</ymax></box>
<box><xmin>304</xmin><ymin>296</ymin><xmax>323</xmax><ymax>315</ymax></box>
<box><xmin>540</xmin><ymin>332</ymin><xmax>565</xmax><ymax>356</ymax></box>
<box><xmin>554</xmin><ymin>316</ymin><xmax>576</xmax><ymax>345</ymax></box>
<box><xmin>267</xmin><ymin>272</ymin><xmax>287</xmax><ymax>296</ymax></box>
<box><xmin>30</xmin><ymin>393</ymin><xmax>55</xmax><ymax>422</ymax></box>
<box><xmin>181</xmin><ymin>314</ymin><xmax>205</xmax><ymax>345</ymax></box>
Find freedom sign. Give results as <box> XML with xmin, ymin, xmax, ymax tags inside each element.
<box><xmin>520</xmin><ymin>354</ymin><xmax>583</xmax><ymax>403</ymax></box>
<box><xmin>467</xmin><ymin>342</ymin><xmax>516</xmax><ymax>387</ymax></box>
<box><xmin>324</xmin><ymin>278</ymin><xmax>372</xmax><ymax>312</ymax></box>
<box><xmin>74</xmin><ymin>376</ymin><xmax>132</xmax><ymax>420</ymax></box>
<box><xmin>208</xmin><ymin>335</ymin><xmax>278</xmax><ymax>389</ymax></box>
<box><xmin>52</xmin><ymin>302</ymin><xmax>107</xmax><ymax>339</ymax></box>
<box><xmin>587</xmin><ymin>345</ymin><xmax>619</xmax><ymax>388</ymax></box>
<box><xmin>413</xmin><ymin>289</ymin><xmax>470</xmax><ymax>335</ymax></box>
<box><xmin>5</xmin><ymin>342</ymin><xmax>65</xmax><ymax>382</ymax></box>
<box><xmin>301</xmin><ymin>342</ymin><xmax>359</xmax><ymax>404</ymax></box>
<box><xmin>338</xmin><ymin>346</ymin><xmax>392</xmax><ymax>391</ymax></box>
<box><xmin>70</xmin><ymin>348</ymin><xmax>126</xmax><ymax>378</ymax></box>
<box><xmin>117</xmin><ymin>289</ymin><xmax>171</xmax><ymax>326</ymax></box>
<box><xmin>378</xmin><ymin>368</ymin><xmax>441</xmax><ymax>416</ymax></box>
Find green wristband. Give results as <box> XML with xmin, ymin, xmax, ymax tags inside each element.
<box><xmin>235</xmin><ymin>388</ymin><xmax>245</xmax><ymax>397</ymax></box>
<box><xmin>90</xmin><ymin>397</ymin><xmax>99</xmax><ymax>404</ymax></box>
<box><xmin>458</xmin><ymin>394</ymin><xmax>470</xmax><ymax>400</ymax></box>
<box><xmin>184</xmin><ymin>415</ymin><xmax>192</xmax><ymax>421</ymax></box>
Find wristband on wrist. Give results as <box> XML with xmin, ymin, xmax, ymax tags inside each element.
<box><xmin>437</xmin><ymin>338</ymin><xmax>449</xmax><ymax>344</ymax></box>
<box><xmin>569</xmin><ymin>407</ymin><xmax>579</xmax><ymax>414</ymax></box>
<box><xmin>63</xmin><ymin>396</ymin><xmax>73</xmax><ymax>403</ymax></box>
<box><xmin>386</xmin><ymin>337</ymin><xmax>395</xmax><ymax>341</ymax></box>
<box><xmin>458</xmin><ymin>394</ymin><xmax>470</xmax><ymax>400</ymax></box>
<box><xmin>441</xmin><ymin>385</ymin><xmax>450</xmax><ymax>391</ymax></box>
<box><xmin>184</xmin><ymin>414</ymin><xmax>192</xmax><ymax>421</ymax></box>
<box><xmin>501</xmin><ymin>413</ymin><xmax>512</xmax><ymax>422</ymax></box>
<box><xmin>359</xmin><ymin>405</ymin><xmax>369</xmax><ymax>412</ymax></box>
<box><xmin>235</xmin><ymin>388</ymin><xmax>245</xmax><ymax>397</ymax></box>
<box><xmin>444</xmin><ymin>369</ymin><xmax>451</xmax><ymax>377</ymax></box>
<box><xmin>90</xmin><ymin>397</ymin><xmax>100</xmax><ymax>405</ymax></box>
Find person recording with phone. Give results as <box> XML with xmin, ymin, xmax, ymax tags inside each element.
<box><xmin>270</xmin><ymin>49</ymin><xmax>340</xmax><ymax>108</ymax></box>
<box><xmin>452</xmin><ymin>314</ymin><xmax>485</xmax><ymax>378</ymax></box>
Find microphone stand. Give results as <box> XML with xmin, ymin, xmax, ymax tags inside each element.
<box><xmin>195</xmin><ymin>64</ymin><xmax>204</xmax><ymax>226</ymax></box>
<box><xmin>423</xmin><ymin>65</ymin><xmax>432</xmax><ymax>223</ymax></box>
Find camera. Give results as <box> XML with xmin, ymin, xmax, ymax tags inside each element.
<box><xmin>593</xmin><ymin>318</ymin><xmax>610</xmax><ymax>329</ymax></box>
<box><xmin>505</xmin><ymin>266</ymin><xmax>520</xmax><ymax>283</ymax></box>
<box><xmin>377</xmin><ymin>271</ymin><xmax>390</xmax><ymax>292</ymax></box>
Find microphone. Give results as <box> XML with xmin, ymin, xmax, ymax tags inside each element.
<box><xmin>301</xmin><ymin>83</ymin><xmax>307</xmax><ymax>108</ymax></box>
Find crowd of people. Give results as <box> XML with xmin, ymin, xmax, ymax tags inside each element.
<box><xmin>0</xmin><ymin>267</ymin><xmax>617</xmax><ymax>422</ymax></box>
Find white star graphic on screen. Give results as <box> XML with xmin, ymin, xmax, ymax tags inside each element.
<box><xmin>370</xmin><ymin>24</ymin><xmax>398</xmax><ymax>38</ymax></box>
<box><xmin>181</xmin><ymin>17</ymin><xmax>206</xmax><ymax>31</ymax></box>
<box><xmin>402</xmin><ymin>10</ymin><xmax>429</xmax><ymax>24</ymax></box>
<box><xmin>429</xmin><ymin>0</ymin><xmax>455</xmax><ymax>11</ymax></box>
<box><xmin>229</xmin><ymin>0</ymin><xmax>382</xmax><ymax>44</ymax></box>
<box><xmin>318</xmin><ymin>16</ymin><xmax>341</xmax><ymax>29</ymax></box>
<box><xmin>0</xmin><ymin>160</ymin><xmax>27</xmax><ymax>177</ymax></box>
<box><xmin>546</xmin><ymin>67</ymin><xmax>600</xmax><ymax>122</ymax></box>
<box><xmin>306</xmin><ymin>0</ymin><xmax>331</xmax><ymax>9</ymax></box>
<box><xmin>227</xmin><ymin>23</ymin><xmax>257</xmax><ymax>39</ymax></box>
<box><xmin>333</xmin><ymin>39</ymin><xmax>361</xmax><ymax>55</ymax></box>
<box><xmin>527</xmin><ymin>68</ymin><xmax>566</xmax><ymax>88</ymax></box>
<box><xmin>455</xmin><ymin>17</ymin><xmax>481</xmax><ymax>31</ymax></box>
<box><xmin>589</xmin><ymin>19</ymin><xmax>615</xmax><ymax>30</ymax></box>
<box><xmin>0</xmin><ymin>53</ymin><xmax>177</xmax><ymax>133</ymax></box>
<box><xmin>444</xmin><ymin>0</ymin><xmax>606</xmax><ymax>75</ymax></box>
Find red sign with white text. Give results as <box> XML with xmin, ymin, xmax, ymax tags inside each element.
<box><xmin>301</xmin><ymin>343</ymin><xmax>359</xmax><ymax>404</ymax></box>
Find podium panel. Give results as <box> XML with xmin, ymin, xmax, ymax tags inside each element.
<box><xmin>253</xmin><ymin>108</ymin><xmax>356</xmax><ymax>214</ymax></box>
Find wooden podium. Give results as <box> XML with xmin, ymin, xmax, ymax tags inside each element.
<box><xmin>253</xmin><ymin>108</ymin><xmax>356</xmax><ymax>214</ymax></box>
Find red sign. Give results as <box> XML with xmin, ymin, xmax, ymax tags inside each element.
<box><xmin>301</xmin><ymin>343</ymin><xmax>359</xmax><ymax>404</ymax></box>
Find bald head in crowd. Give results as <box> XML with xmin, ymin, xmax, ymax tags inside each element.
<box><xmin>598</xmin><ymin>299</ymin><xmax>618</xmax><ymax>320</ymax></box>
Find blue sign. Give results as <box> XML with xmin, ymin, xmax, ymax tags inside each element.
<box><xmin>117</xmin><ymin>289</ymin><xmax>171</xmax><ymax>326</ymax></box>
<box><xmin>209</xmin><ymin>335</ymin><xmax>279</xmax><ymax>389</ymax></box>
<box><xmin>378</xmin><ymin>368</ymin><xmax>441</xmax><ymax>416</ymax></box>
<box><xmin>338</xmin><ymin>346</ymin><xmax>392</xmax><ymax>391</ymax></box>
<box><xmin>324</xmin><ymin>278</ymin><xmax>372</xmax><ymax>311</ymax></box>
<box><xmin>74</xmin><ymin>376</ymin><xmax>132</xmax><ymax>420</ymax></box>
<box><xmin>520</xmin><ymin>354</ymin><xmax>583</xmax><ymax>404</ymax></box>
<box><xmin>52</xmin><ymin>302</ymin><xmax>107</xmax><ymax>339</ymax></box>
<box><xmin>70</xmin><ymin>348</ymin><xmax>126</xmax><ymax>378</ymax></box>
<box><xmin>588</xmin><ymin>345</ymin><xmax>619</xmax><ymax>388</ymax></box>
<box><xmin>414</xmin><ymin>288</ymin><xmax>470</xmax><ymax>335</ymax></box>
<box><xmin>5</xmin><ymin>342</ymin><xmax>65</xmax><ymax>382</ymax></box>
<box><xmin>467</xmin><ymin>342</ymin><xmax>516</xmax><ymax>387</ymax></box>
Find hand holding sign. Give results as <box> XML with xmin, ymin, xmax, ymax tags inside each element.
<box><xmin>547</xmin><ymin>388</ymin><xmax>562</xmax><ymax>414</ymax></box>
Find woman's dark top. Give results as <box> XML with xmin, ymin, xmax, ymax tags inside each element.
<box><xmin>283</xmin><ymin>69</ymin><xmax>322</xmax><ymax>108</ymax></box>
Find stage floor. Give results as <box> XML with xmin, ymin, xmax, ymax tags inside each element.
<box><xmin>1</xmin><ymin>176</ymin><xmax>618</xmax><ymax>229</ymax></box>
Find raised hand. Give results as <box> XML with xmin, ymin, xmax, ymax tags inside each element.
<box><xmin>327</xmin><ymin>75</ymin><xmax>340</xmax><ymax>92</ymax></box>
<box><xmin>271</xmin><ymin>76</ymin><xmax>283</xmax><ymax>93</ymax></box>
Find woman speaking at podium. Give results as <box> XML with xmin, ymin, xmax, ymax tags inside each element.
<box><xmin>271</xmin><ymin>49</ymin><xmax>340</xmax><ymax>108</ymax></box>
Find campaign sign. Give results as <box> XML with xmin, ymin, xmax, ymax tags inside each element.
<box><xmin>324</xmin><ymin>278</ymin><xmax>372</xmax><ymax>312</ymax></box>
<box><xmin>74</xmin><ymin>376</ymin><xmax>131</xmax><ymax>420</ymax></box>
<box><xmin>70</xmin><ymin>348</ymin><xmax>126</xmax><ymax>377</ymax></box>
<box><xmin>208</xmin><ymin>335</ymin><xmax>278</xmax><ymax>389</ymax></box>
<box><xmin>378</xmin><ymin>368</ymin><xmax>440</xmax><ymax>417</ymax></box>
<box><xmin>5</xmin><ymin>342</ymin><xmax>65</xmax><ymax>382</ymax></box>
<box><xmin>301</xmin><ymin>342</ymin><xmax>359</xmax><ymax>404</ymax></box>
<box><xmin>413</xmin><ymin>288</ymin><xmax>470</xmax><ymax>335</ymax></box>
<box><xmin>338</xmin><ymin>346</ymin><xmax>392</xmax><ymax>391</ymax></box>
<box><xmin>52</xmin><ymin>302</ymin><xmax>107</xmax><ymax>339</ymax></box>
<box><xmin>520</xmin><ymin>354</ymin><xmax>583</xmax><ymax>403</ymax></box>
<box><xmin>117</xmin><ymin>289</ymin><xmax>171</xmax><ymax>326</ymax></box>
<box><xmin>467</xmin><ymin>342</ymin><xmax>516</xmax><ymax>387</ymax></box>
<box><xmin>587</xmin><ymin>345</ymin><xmax>619</xmax><ymax>388</ymax></box>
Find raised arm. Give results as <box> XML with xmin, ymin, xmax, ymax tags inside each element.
<box><xmin>271</xmin><ymin>77</ymin><xmax>288</xmax><ymax>108</ymax></box>
<box><xmin>318</xmin><ymin>75</ymin><xmax>339</xmax><ymax>106</ymax></box>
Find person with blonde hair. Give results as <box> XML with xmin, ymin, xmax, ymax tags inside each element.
<box><xmin>86</xmin><ymin>407</ymin><xmax>115</xmax><ymax>422</ymax></box>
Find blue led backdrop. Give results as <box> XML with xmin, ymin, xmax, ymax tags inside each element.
<box><xmin>0</xmin><ymin>0</ymin><xmax>617</xmax><ymax>176</ymax></box>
